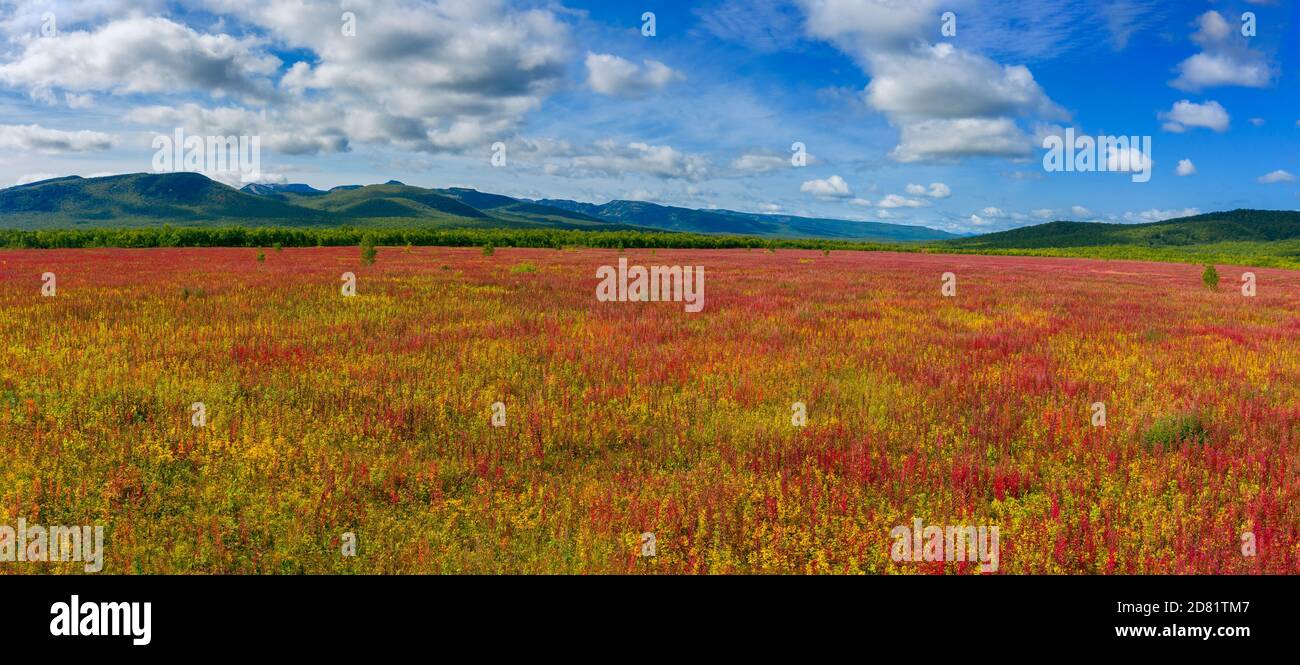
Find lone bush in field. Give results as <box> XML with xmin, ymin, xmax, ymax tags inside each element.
<box><xmin>482</xmin><ymin>242</ymin><xmax>495</xmax><ymax>256</ymax></box>
<box><xmin>1142</xmin><ymin>411</ymin><xmax>1208</xmax><ymax>452</ymax></box>
<box><xmin>360</xmin><ymin>236</ymin><xmax>377</xmax><ymax>265</ymax></box>
<box><xmin>1202</xmin><ymin>264</ymin><xmax>1219</xmax><ymax>290</ymax></box>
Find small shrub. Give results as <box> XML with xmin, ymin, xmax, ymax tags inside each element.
<box><xmin>1202</xmin><ymin>264</ymin><xmax>1219</xmax><ymax>290</ymax></box>
<box><xmin>360</xmin><ymin>237</ymin><xmax>377</xmax><ymax>265</ymax></box>
<box><xmin>482</xmin><ymin>243</ymin><xmax>495</xmax><ymax>256</ymax></box>
<box><xmin>510</xmin><ymin>262</ymin><xmax>538</xmax><ymax>274</ymax></box>
<box><xmin>1142</xmin><ymin>329</ymin><xmax>1169</xmax><ymax>344</ymax></box>
<box><xmin>1141</xmin><ymin>411</ymin><xmax>1208</xmax><ymax>452</ymax></box>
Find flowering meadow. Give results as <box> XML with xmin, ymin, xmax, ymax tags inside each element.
<box><xmin>1</xmin><ymin>246</ymin><xmax>1297</xmax><ymax>574</ymax></box>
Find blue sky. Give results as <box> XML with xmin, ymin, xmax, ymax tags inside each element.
<box><xmin>0</xmin><ymin>0</ymin><xmax>1296</xmax><ymax>233</ymax></box>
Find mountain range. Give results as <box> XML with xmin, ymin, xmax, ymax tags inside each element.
<box><xmin>4</xmin><ymin>173</ymin><xmax>1299</xmax><ymax>253</ymax></box>
<box><xmin>0</xmin><ymin>172</ymin><xmax>959</xmax><ymax>242</ymax></box>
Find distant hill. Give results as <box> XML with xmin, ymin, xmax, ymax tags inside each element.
<box><xmin>276</xmin><ymin>183</ymin><xmax>634</xmax><ymax>230</ymax></box>
<box><xmin>944</xmin><ymin>209</ymin><xmax>1300</xmax><ymax>249</ymax></box>
<box><xmin>0</xmin><ymin>172</ymin><xmax>960</xmax><ymax>241</ymax></box>
<box><xmin>433</xmin><ymin>187</ymin><xmax>613</xmax><ymax>226</ymax></box>
<box><xmin>1</xmin><ymin>173</ymin><xmax>327</xmax><ymax>225</ymax></box>
<box><xmin>282</xmin><ymin>183</ymin><xmax>492</xmax><ymax>220</ymax></box>
<box><xmin>534</xmin><ymin>198</ymin><xmax>959</xmax><ymax>242</ymax></box>
<box><xmin>239</xmin><ymin>183</ymin><xmax>326</xmax><ymax>198</ymax></box>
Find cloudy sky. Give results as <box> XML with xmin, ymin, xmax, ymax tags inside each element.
<box><xmin>0</xmin><ymin>0</ymin><xmax>1296</xmax><ymax>233</ymax></box>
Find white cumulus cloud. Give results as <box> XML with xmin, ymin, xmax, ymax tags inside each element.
<box><xmin>1258</xmin><ymin>170</ymin><xmax>1296</xmax><ymax>184</ymax></box>
<box><xmin>877</xmin><ymin>193</ymin><xmax>929</xmax><ymax>208</ymax></box>
<box><xmin>3</xmin><ymin>3</ymin><xmax>577</xmax><ymax>155</ymax></box>
<box><xmin>731</xmin><ymin>150</ymin><xmax>790</xmax><ymax>174</ymax></box>
<box><xmin>800</xmin><ymin>174</ymin><xmax>853</xmax><ymax>198</ymax></box>
<box><xmin>905</xmin><ymin>181</ymin><xmax>951</xmax><ymax>198</ymax></box>
<box><xmin>1159</xmin><ymin>100</ymin><xmax>1230</xmax><ymax>132</ymax></box>
<box><xmin>585</xmin><ymin>53</ymin><xmax>682</xmax><ymax>97</ymax></box>
<box><xmin>1171</xmin><ymin>11</ymin><xmax>1271</xmax><ymax>91</ymax></box>
<box><xmin>0</xmin><ymin>17</ymin><xmax>279</xmax><ymax>100</ymax></box>
<box><xmin>559</xmin><ymin>140</ymin><xmax>711</xmax><ymax>181</ymax></box>
<box><xmin>1121</xmin><ymin>208</ymin><xmax>1200</xmax><ymax>223</ymax></box>
<box><xmin>797</xmin><ymin>0</ymin><xmax>1064</xmax><ymax>163</ymax></box>
<box><xmin>0</xmin><ymin>123</ymin><xmax>115</xmax><ymax>153</ymax></box>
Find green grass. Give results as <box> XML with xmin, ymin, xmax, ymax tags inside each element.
<box><xmin>1141</xmin><ymin>411</ymin><xmax>1210</xmax><ymax>453</ymax></box>
<box><xmin>928</xmin><ymin>240</ymin><xmax>1300</xmax><ymax>269</ymax></box>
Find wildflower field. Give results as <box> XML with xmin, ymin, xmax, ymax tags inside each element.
<box><xmin>2</xmin><ymin>246</ymin><xmax>1298</xmax><ymax>574</ymax></box>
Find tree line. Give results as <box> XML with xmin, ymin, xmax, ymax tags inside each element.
<box><xmin>0</xmin><ymin>225</ymin><xmax>915</xmax><ymax>253</ymax></box>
